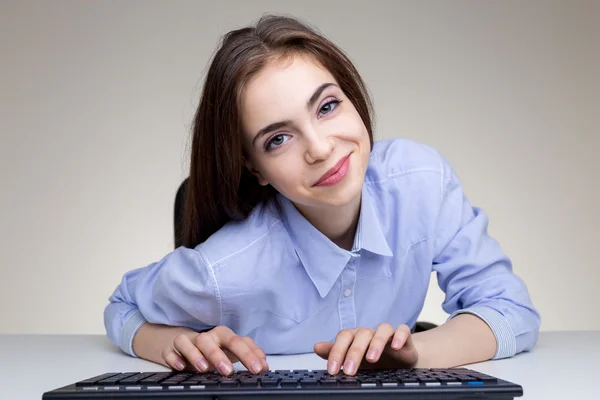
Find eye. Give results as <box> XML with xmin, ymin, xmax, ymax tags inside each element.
<box><xmin>318</xmin><ymin>98</ymin><xmax>342</xmax><ymax>118</ymax></box>
<box><xmin>265</xmin><ymin>133</ymin><xmax>291</xmax><ymax>151</ymax></box>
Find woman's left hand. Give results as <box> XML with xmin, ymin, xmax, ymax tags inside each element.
<box><xmin>314</xmin><ymin>323</ymin><xmax>418</xmax><ymax>376</ymax></box>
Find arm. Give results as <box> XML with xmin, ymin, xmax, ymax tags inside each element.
<box><xmin>412</xmin><ymin>313</ymin><xmax>496</xmax><ymax>368</ymax></box>
<box><xmin>103</xmin><ymin>246</ymin><xmax>220</xmax><ymax>357</ymax></box>
<box><xmin>429</xmin><ymin>155</ymin><xmax>541</xmax><ymax>363</ymax></box>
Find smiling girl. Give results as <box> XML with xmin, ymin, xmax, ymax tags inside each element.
<box><xmin>104</xmin><ymin>15</ymin><xmax>540</xmax><ymax>377</ymax></box>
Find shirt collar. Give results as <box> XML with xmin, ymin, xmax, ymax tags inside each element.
<box><xmin>276</xmin><ymin>184</ymin><xmax>393</xmax><ymax>298</ymax></box>
<box><xmin>356</xmin><ymin>184</ymin><xmax>394</xmax><ymax>258</ymax></box>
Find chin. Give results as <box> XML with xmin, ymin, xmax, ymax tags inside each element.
<box><xmin>313</xmin><ymin>178</ymin><xmax>363</xmax><ymax>208</ymax></box>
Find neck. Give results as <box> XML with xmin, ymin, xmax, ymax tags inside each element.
<box><xmin>294</xmin><ymin>194</ymin><xmax>362</xmax><ymax>251</ymax></box>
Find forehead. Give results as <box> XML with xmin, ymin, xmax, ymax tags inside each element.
<box><xmin>241</xmin><ymin>55</ymin><xmax>338</xmax><ymax>132</ymax></box>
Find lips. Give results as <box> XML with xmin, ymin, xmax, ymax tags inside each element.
<box><xmin>314</xmin><ymin>154</ymin><xmax>351</xmax><ymax>186</ymax></box>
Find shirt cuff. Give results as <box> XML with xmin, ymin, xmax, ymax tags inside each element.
<box><xmin>120</xmin><ymin>308</ymin><xmax>147</xmax><ymax>358</ymax></box>
<box><xmin>447</xmin><ymin>306</ymin><xmax>516</xmax><ymax>359</ymax></box>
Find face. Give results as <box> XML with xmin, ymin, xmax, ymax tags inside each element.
<box><xmin>240</xmin><ymin>54</ymin><xmax>371</xmax><ymax>211</ymax></box>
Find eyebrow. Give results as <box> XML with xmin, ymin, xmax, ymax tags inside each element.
<box><xmin>252</xmin><ymin>82</ymin><xmax>338</xmax><ymax>147</ymax></box>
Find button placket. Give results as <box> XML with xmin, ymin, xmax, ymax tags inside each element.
<box><xmin>338</xmin><ymin>258</ymin><xmax>358</xmax><ymax>329</ymax></box>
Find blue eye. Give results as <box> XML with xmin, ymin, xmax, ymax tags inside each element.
<box><xmin>265</xmin><ymin>133</ymin><xmax>291</xmax><ymax>151</ymax></box>
<box><xmin>318</xmin><ymin>99</ymin><xmax>341</xmax><ymax>117</ymax></box>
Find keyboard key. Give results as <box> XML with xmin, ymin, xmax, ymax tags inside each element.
<box><xmin>180</xmin><ymin>378</ymin><xmax>204</xmax><ymax>385</ymax></box>
<box><xmin>281</xmin><ymin>379</ymin><xmax>299</xmax><ymax>388</ymax></box>
<box><xmin>161</xmin><ymin>375</ymin><xmax>190</xmax><ymax>385</ymax></box>
<box><xmin>240</xmin><ymin>381</ymin><xmax>260</xmax><ymax>387</ymax></box>
<box><xmin>320</xmin><ymin>379</ymin><xmax>338</xmax><ymax>387</ymax></box>
<box><xmin>400</xmin><ymin>379</ymin><xmax>419</xmax><ymax>384</ymax></box>
<box><xmin>139</xmin><ymin>372</ymin><xmax>173</xmax><ymax>384</ymax></box>
<box><xmin>119</xmin><ymin>372</ymin><xmax>157</xmax><ymax>384</ymax></box>
<box><xmin>76</xmin><ymin>373</ymin><xmax>120</xmax><ymax>386</ymax></box>
<box><xmin>438</xmin><ymin>376</ymin><xmax>461</xmax><ymax>382</ymax></box>
<box><xmin>361</xmin><ymin>377</ymin><xmax>380</xmax><ymax>383</ymax></box>
<box><xmin>97</xmin><ymin>372</ymin><xmax>138</xmax><ymax>385</ymax></box>
<box><xmin>260</xmin><ymin>379</ymin><xmax>280</xmax><ymax>387</ymax></box>
<box><xmin>473</xmin><ymin>375</ymin><xmax>498</xmax><ymax>383</ymax></box>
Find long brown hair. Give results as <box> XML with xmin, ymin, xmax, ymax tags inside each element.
<box><xmin>181</xmin><ymin>14</ymin><xmax>375</xmax><ymax>248</ymax></box>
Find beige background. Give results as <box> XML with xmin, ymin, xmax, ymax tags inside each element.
<box><xmin>1</xmin><ymin>0</ymin><xmax>598</xmax><ymax>335</ymax></box>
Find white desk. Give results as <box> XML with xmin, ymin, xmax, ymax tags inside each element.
<box><xmin>1</xmin><ymin>331</ymin><xmax>598</xmax><ymax>399</ymax></box>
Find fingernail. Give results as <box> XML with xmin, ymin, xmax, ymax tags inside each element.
<box><xmin>344</xmin><ymin>360</ymin><xmax>356</xmax><ymax>375</ymax></box>
<box><xmin>392</xmin><ymin>339</ymin><xmax>401</xmax><ymax>349</ymax></box>
<box><xmin>174</xmin><ymin>360</ymin><xmax>185</xmax><ymax>370</ymax></box>
<box><xmin>218</xmin><ymin>361</ymin><xmax>232</xmax><ymax>375</ymax></box>
<box><xmin>251</xmin><ymin>361</ymin><xmax>262</xmax><ymax>374</ymax></box>
<box><xmin>196</xmin><ymin>359</ymin><xmax>209</xmax><ymax>372</ymax></box>
<box><xmin>367</xmin><ymin>349</ymin><xmax>377</xmax><ymax>360</ymax></box>
<box><xmin>328</xmin><ymin>360</ymin><xmax>338</xmax><ymax>374</ymax></box>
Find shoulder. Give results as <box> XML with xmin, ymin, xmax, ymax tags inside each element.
<box><xmin>365</xmin><ymin>138</ymin><xmax>445</xmax><ymax>185</ymax></box>
<box><xmin>195</xmin><ymin>199</ymin><xmax>287</xmax><ymax>268</ymax></box>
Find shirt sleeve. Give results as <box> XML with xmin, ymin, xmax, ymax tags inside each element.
<box><xmin>103</xmin><ymin>246</ymin><xmax>221</xmax><ymax>357</ymax></box>
<box><xmin>431</xmin><ymin>155</ymin><xmax>541</xmax><ymax>359</ymax></box>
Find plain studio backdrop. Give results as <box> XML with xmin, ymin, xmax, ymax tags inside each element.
<box><xmin>0</xmin><ymin>0</ymin><xmax>598</xmax><ymax>336</ymax></box>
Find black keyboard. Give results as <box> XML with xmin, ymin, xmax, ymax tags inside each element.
<box><xmin>42</xmin><ymin>368</ymin><xmax>523</xmax><ymax>399</ymax></box>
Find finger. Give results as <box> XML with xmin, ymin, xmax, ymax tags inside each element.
<box><xmin>162</xmin><ymin>347</ymin><xmax>189</xmax><ymax>371</ymax></box>
<box><xmin>195</xmin><ymin>331</ymin><xmax>235</xmax><ymax>376</ymax></box>
<box><xmin>242</xmin><ymin>336</ymin><xmax>266</xmax><ymax>359</ymax></box>
<box><xmin>391</xmin><ymin>324</ymin><xmax>412</xmax><ymax>350</ymax></box>
<box><xmin>327</xmin><ymin>329</ymin><xmax>357</xmax><ymax>375</ymax></box>
<box><xmin>225</xmin><ymin>335</ymin><xmax>265</xmax><ymax>374</ymax></box>
<box><xmin>343</xmin><ymin>328</ymin><xmax>374</xmax><ymax>375</ymax></box>
<box><xmin>242</xmin><ymin>336</ymin><xmax>269</xmax><ymax>371</ymax></box>
<box><xmin>382</xmin><ymin>325</ymin><xmax>418</xmax><ymax>367</ymax></box>
<box><xmin>173</xmin><ymin>334</ymin><xmax>210</xmax><ymax>372</ymax></box>
<box><xmin>314</xmin><ymin>342</ymin><xmax>334</xmax><ymax>359</ymax></box>
<box><xmin>209</xmin><ymin>328</ymin><xmax>264</xmax><ymax>375</ymax></box>
<box><xmin>366</xmin><ymin>323</ymin><xmax>395</xmax><ymax>363</ymax></box>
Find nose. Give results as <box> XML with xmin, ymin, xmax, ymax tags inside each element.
<box><xmin>304</xmin><ymin>127</ymin><xmax>334</xmax><ymax>164</ymax></box>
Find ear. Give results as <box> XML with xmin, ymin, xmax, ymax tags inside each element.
<box><xmin>242</xmin><ymin>156</ymin><xmax>269</xmax><ymax>186</ymax></box>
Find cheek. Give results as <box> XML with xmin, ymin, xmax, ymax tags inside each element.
<box><xmin>336</xmin><ymin>109</ymin><xmax>367</xmax><ymax>139</ymax></box>
<box><xmin>261</xmin><ymin>158</ymin><xmax>304</xmax><ymax>188</ymax></box>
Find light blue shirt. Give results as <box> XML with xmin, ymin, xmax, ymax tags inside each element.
<box><xmin>104</xmin><ymin>138</ymin><xmax>540</xmax><ymax>360</ymax></box>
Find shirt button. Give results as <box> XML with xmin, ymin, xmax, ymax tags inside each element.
<box><xmin>344</xmin><ymin>289</ymin><xmax>352</xmax><ymax>297</ymax></box>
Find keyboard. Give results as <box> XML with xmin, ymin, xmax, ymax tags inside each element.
<box><xmin>42</xmin><ymin>367</ymin><xmax>523</xmax><ymax>399</ymax></box>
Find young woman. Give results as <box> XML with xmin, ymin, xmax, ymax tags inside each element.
<box><xmin>104</xmin><ymin>14</ymin><xmax>540</xmax><ymax>377</ymax></box>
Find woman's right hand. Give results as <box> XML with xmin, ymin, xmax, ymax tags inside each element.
<box><xmin>163</xmin><ymin>326</ymin><xmax>269</xmax><ymax>376</ymax></box>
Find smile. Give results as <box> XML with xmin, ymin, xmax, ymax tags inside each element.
<box><xmin>313</xmin><ymin>154</ymin><xmax>351</xmax><ymax>187</ymax></box>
